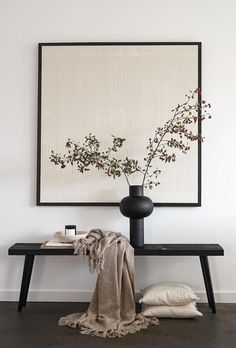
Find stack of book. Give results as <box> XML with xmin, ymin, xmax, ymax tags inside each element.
<box><xmin>44</xmin><ymin>239</ymin><xmax>74</xmax><ymax>248</ymax></box>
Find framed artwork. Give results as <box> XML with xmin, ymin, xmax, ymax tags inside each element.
<box><xmin>37</xmin><ymin>42</ymin><xmax>201</xmax><ymax>206</ymax></box>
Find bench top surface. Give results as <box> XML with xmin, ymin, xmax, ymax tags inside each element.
<box><xmin>8</xmin><ymin>243</ymin><xmax>224</xmax><ymax>256</ymax></box>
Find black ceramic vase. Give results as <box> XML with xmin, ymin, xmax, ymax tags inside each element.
<box><xmin>119</xmin><ymin>185</ymin><xmax>154</xmax><ymax>247</ymax></box>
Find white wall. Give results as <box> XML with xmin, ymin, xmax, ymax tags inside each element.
<box><xmin>1</xmin><ymin>0</ymin><xmax>236</xmax><ymax>303</ymax></box>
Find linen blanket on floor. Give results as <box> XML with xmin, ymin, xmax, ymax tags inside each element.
<box><xmin>58</xmin><ymin>229</ymin><xmax>159</xmax><ymax>338</ymax></box>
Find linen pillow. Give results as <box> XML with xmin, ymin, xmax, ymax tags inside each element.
<box><xmin>139</xmin><ymin>282</ymin><xmax>199</xmax><ymax>306</ymax></box>
<box><xmin>142</xmin><ymin>302</ymin><xmax>202</xmax><ymax>318</ymax></box>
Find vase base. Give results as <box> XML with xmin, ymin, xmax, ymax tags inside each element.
<box><xmin>130</xmin><ymin>218</ymin><xmax>144</xmax><ymax>247</ymax></box>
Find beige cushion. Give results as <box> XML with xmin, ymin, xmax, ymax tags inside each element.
<box><xmin>142</xmin><ymin>302</ymin><xmax>202</xmax><ymax>318</ymax></box>
<box><xmin>139</xmin><ymin>282</ymin><xmax>199</xmax><ymax>306</ymax></box>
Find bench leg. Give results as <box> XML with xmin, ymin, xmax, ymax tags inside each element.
<box><xmin>18</xmin><ymin>255</ymin><xmax>35</xmax><ymax>312</ymax></box>
<box><xmin>199</xmin><ymin>256</ymin><xmax>216</xmax><ymax>313</ymax></box>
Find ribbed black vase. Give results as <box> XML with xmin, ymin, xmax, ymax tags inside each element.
<box><xmin>119</xmin><ymin>185</ymin><xmax>154</xmax><ymax>247</ymax></box>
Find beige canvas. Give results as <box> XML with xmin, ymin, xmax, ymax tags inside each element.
<box><xmin>39</xmin><ymin>44</ymin><xmax>199</xmax><ymax>204</ymax></box>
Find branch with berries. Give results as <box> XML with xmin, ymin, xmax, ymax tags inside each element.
<box><xmin>50</xmin><ymin>89</ymin><xmax>211</xmax><ymax>189</ymax></box>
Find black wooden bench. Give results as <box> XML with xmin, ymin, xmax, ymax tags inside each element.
<box><xmin>8</xmin><ymin>243</ymin><xmax>224</xmax><ymax>313</ymax></box>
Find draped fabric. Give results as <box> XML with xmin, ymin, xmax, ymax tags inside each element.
<box><xmin>58</xmin><ymin>229</ymin><xmax>159</xmax><ymax>338</ymax></box>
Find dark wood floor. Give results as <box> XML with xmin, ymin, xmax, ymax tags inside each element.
<box><xmin>0</xmin><ymin>302</ymin><xmax>235</xmax><ymax>348</ymax></box>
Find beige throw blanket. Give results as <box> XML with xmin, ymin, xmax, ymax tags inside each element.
<box><xmin>58</xmin><ymin>229</ymin><xmax>159</xmax><ymax>338</ymax></box>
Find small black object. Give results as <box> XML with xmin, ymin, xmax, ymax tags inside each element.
<box><xmin>120</xmin><ymin>185</ymin><xmax>153</xmax><ymax>247</ymax></box>
<box><xmin>65</xmin><ymin>225</ymin><xmax>76</xmax><ymax>235</ymax></box>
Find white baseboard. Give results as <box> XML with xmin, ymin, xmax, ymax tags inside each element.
<box><xmin>196</xmin><ymin>291</ymin><xmax>236</xmax><ymax>303</ymax></box>
<box><xmin>1</xmin><ymin>290</ymin><xmax>236</xmax><ymax>303</ymax></box>
<box><xmin>0</xmin><ymin>290</ymin><xmax>93</xmax><ymax>302</ymax></box>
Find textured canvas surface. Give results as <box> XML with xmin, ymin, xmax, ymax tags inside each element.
<box><xmin>40</xmin><ymin>44</ymin><xmax>199</xmax><ymax>203</ymax></box>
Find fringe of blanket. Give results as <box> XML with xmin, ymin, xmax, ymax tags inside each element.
<box><xmin>58</xmin><ymin>314</ymin><xmax>159</xmax><ymax>338</ymax></box>
<box><xmin>73</xmin><ymin>239</ymin><xmax>105</xmax><ymax>273</ymax></box>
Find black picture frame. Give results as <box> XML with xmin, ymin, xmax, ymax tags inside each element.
<box><xmin>37</xmin><ymin>42</ymin><xmax>202</xmax><ymax>207</ymax></box>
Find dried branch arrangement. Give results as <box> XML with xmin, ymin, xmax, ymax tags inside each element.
<box><xmin>50</xmin><ymin>89</ymin><xmax>211</xmax><ymax>188</ymax></box>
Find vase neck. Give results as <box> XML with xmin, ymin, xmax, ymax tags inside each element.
<box><xmin>129</xmin><ymin>185</ymin><xmax>144</xmax><ymax>196</ymax></box>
